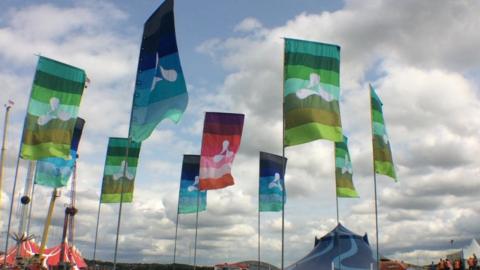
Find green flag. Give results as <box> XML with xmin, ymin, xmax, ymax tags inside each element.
<box><xmin>283</xmin><ymin>38</ymin><xmax>342</xmax><ymax>146</ymax></box>
<box><xmin>335</xmin><ymin>135</ymin><xmax>359</xmax><ymax>197</ymax></box>
<box><xmin>100</xmin><ymin>138</ymin><xmax>141</xmax><ymax>203</ymax></box>
<box><xmin>370</xmin><ymin>84</ymin><xmax>397</xmax><ymax>181</ymax></box>
<box><xmin>21</xmin><ymin>56</ymin><xmax>87</xmax><ymax>160</ymax></box>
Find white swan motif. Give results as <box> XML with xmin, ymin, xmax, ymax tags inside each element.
<box><xmin>295</xmin><ymin>73</ymin><xmax>334</xmax><ymax>101</ymax></box>
<box><xmin>113</xmin><ymin>160</ymin><xmax>134</xmax><ymax>181</ymax></box>
<box><xmin>187</xmin><ymin>176</ymin><xmax>199</xmax><ymax>192</ymax></box>
<box><xmin>213</xmin><ymin>140</ymin><xmax>234</xmax><ymax>163</ymax></box>
<box><xmin>150</xmin><ymin>52</ymin><xmax>178</xmax><ymax>91</ymax></box>
<box><xmin>37</xmin><ymin>97</ymin><xmax>72</xmax><ymax>126</ymax></box>
<box><xmin>341</xmin><ymin>154</ymin><xmax>353</xmax><ymax>175</ymax></box>
<box><xmin>268</xmin><ymin>172</ymin><xmax>283</xmax><ymax>191</ymax></box>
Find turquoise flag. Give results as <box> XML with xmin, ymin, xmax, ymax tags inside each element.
<box><xmin>259</xmin><ymin>152</ymin><xmax>287</xmax><ymax>212</ymax></box>
<box><xmin>178</xmin><ymin>155</ymin><xmax>206</xmax><ymax>214</ymax></box>
<box><xmin>129</xmin><ymin>0</ymin><xmax>188</xmax><ymax>142</ymax></box>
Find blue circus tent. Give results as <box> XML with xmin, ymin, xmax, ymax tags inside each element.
<box><xmin>287</xmin><ymin>223</ymin><xmax>377</xmax><ymax>270</ymax></box>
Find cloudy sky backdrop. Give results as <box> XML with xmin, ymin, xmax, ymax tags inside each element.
<box><xmin>1</xmin><ymin>0</ymin><xmax>480</xmax><ymax>267</ymax></box>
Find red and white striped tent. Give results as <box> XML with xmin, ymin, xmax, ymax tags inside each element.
<box><xmin>0</xmin><ymin>240</ymin><xmax>39</xmax><ymax>266</ymax></box>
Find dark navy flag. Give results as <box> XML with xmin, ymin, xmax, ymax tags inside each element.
<box><xmin>259</xmin><ymin>152</ymin><xmax>287</xmax><ymax>212</ymax></box>
<box><xmin>130</xmin><ymin>0</ymin><xmax>188</xmax><ymax>142</ymax></box>
<box><xmin>178</xmin><ymin>155</ymin><xmax>206</xmax><ymax>214</ymax></box>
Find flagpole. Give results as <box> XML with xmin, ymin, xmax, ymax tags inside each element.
<box><xmin>193</xmin><ymin>189</ymin><xmax>200</xmax><ymax>270</ymax></box>
<box><xmin>92</xmin><ymin>196</ymin><xmax>102</xmax><ymax>265</ymax></box>
<box><xmin>369</xmin><ymin>86</ymin><xmax>380</xmax><ymax>270</ymax></box>
<box><xmin>258</xmin><ymin>159</ymin><xmax>261</xmax><ymax>270</ymax></box>
<box><xmin>172</xmin><ymin>182</ymin><xmax>181</xmax><ymax>270</ymax></box>
<box><xmin>26</xmin><ymin>183</ymin><xmax>36</xmax><ymax>236</ymax></box>
<box><xmin>0</xmin><ymin>101</ymin><xmax>13</xmax><ymax>211</ymax></box>
<box><xmin>335</xmin><ymin>194</ymin><xmax>339</xmax><ymax>224</ymax></box>
<box><xmin>16</xmin><ymin>160</ymin><xmax>35</xmax><ymax>259</ymax></box>
<box><xmin>68</xmin><ymin>160</ymin><xmax>77</xmax><ymax>244</ymax></box>
<box><xmin>113</xmin><ymin>137</ymin><xmax>131</xmax><ymax>270</ymax></box>
<box><xmin>39</xmin><ymin>188</ymin><xmax>60</xmax><ymax>255</ymax></box>
<box><xmin>281</xmin><ymin>38</ymin><xmax>286</xmax><ymax>270</ymax></box>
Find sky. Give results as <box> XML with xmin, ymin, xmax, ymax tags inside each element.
<box><xmin>1</xmin><ymin>0</ymin><xmax>480</xmax><ymax>267</ymax></box>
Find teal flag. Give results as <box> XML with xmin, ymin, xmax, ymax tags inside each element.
<box><xmin>129</xmin><ymin>0</ymin><xmax>188</xmax><ymax>142</ymax></box>
<box><xmin>259</xmin><ymin>152</ymin><xmax>287</xmax><ymax>212</ymax></box>
<box><xmin>370</xmin><ymin>84</ymin><xmax>397</xmax><ymax>181</ymax></box>
<box><xmin>178</xmin><ymin>155</ymin><xmax>206</xmax><ymax>214</ymax></box>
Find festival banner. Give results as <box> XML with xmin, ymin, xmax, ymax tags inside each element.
<box><xmin>178</xmin><ymin>155</ymin><xmax>206</xmax><ymax>214</ymax></box>
<box><xmin>283</xmin><ymin>38</ymin><xmax>342</xmax><ymax>146</ymax></box>
<box><xmin>370</xmin><ymin>84</ymin><xmax>397</xmax><ymax>181</ymax></box>
<box><xmin>100</xmin><ymin>138</ymin><xmax>141</xmax><ymax>203</ymax></box>
<box><xmin>259</xmin><ymin>152</ymin><xmax>287</xmax><ymax>212</ymax></box>
<box><xmin>335</xmin><ymin>135</ymin><xmax>359</xmax><ymax>197</ymax></box>
<box><xmin>129</xmin><ymin>0</ymin><xmax>188</xmax><ymax>142</ymax></box>
<box><xmin>21</xmin><ymin>56</ymin><xmax>87</xmax><ymax>160</ymax></box>
<box><xmin>199</xmin><ymin>112</ymin><xmax>245</xmax><ymax>190</ymax></box>
<box><xmin>34</xmin><ymin>118</ymin><xmax>85</xmax><ymax>188</ymax></box>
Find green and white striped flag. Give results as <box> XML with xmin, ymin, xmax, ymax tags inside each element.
<box><xmin>370</xmin><ymin>84</ymin><xmax>397</xmax><ymax>181</ymax></box>
<box><xmin>100</xmin><ymin>138</ymin><xmax>141</xmax><ymax>203</ymax></box>
<box><xmin>335</xmin><ymin>135</ymin><xmax>359</xmax><ymax>197</ymax></box>
<box><xmin>21</xmin><ymin>56</ymin><xmax>87</xmax><ymax>160</ymax></box>
<box><xmin>283</xmin><ymin>38</ymin><xmax>342</xmax><ymax>146</ymax></box>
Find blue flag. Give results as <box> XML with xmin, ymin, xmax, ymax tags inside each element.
<box><xmin>178</xmin><ymin>155</ymin><xmax>206</xmax><ymax>214</ymax></box>
<box><xmin>34</xmin><ymin>118</ymin><xmax>85</xmax><ymax>188</ymax></box>
<box><xmin>259</xmin><ymin>152</ymin><xmax>287</xmax><ymax>212</ymax></box>
<box><xmin>129</xmin><ymin>0</ymin><xmax>188</xmax><ymax>142</ymax></box>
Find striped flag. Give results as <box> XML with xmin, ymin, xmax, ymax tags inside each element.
<box><xmin>178</xmin><ymin>155</ymin><xmax>206</xmax><ymax>214</ymax></box>
<box><xmin>283</xmin><ymin>38</ymin><xmax>342</xmax><ymax>146</ymax></box>
<box><xmin>370</xmin><ymin>85</ymin><xmax>397</xmax><ymax>181</ymax></box>
<box><xmin>21</xmin><ymin>56</ymin><xmax>87</xmax><ymax>160</ymax></box>
<box><xmin>100</xmin><ymin>138</ymin><xmax>142</xmax><ymax>203</ymax></box>
<box><xmin>129</xmin><ymin>0</ymin><xmax>188</xmax><ymax>142</ymax></box>
<box><xmin>199</xmin><ymin>112</ymin><xmax>245</xmax><ymax>190</ymax></box>
<box><xmin>34</xmin><ymin>118</ymin><xmax>85</xmax><ymax>188</ymax></box>
<box><xmin>259</xmin><ymin>152</ymin><xmax>287</xmax><ymax>212</ymax></box>
<box><xmin>335</xmin><ymin>135</ymin><xmax>359</xmax><ymax>197</ymax></box>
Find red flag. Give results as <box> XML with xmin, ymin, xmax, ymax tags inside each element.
<box><xmin>199</xmin><ymin>112</ymin><xmax>245</xmax><ymax>190</ymax></box>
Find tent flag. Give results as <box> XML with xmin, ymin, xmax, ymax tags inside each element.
<box><xmin>34</xmin><ymin>117</ymin><xmax>85</xmax><ymax>188</ymax></box>
<box><xmin>21</xmin><ymin>56</ymin><xmax>87</xmax><ymax>160</ymax></box>
<box><xmin>370</xmin><ymin>84</ymin><xmax>397</xmax><ymax>181</ymax></box>
<box><xmin>259</xmin><ymin>152</ymin><xmax>287</xmax><ymax>212</ymax></box>
<box><xmin>100</xmin><ymin>137</ymin><xmax>141</xmax><ymax>203</ymax></box>
<box><xmin>129</xmin><ymin>0</ymin><xmax>188</xmax><ymax>142</ymax></box>
<box><xmin>178</xmin><ymin>155</ymin><xmax>207</xmax><ymax>214</ymax></box>
<box><xmin>199</xmin><ymin>112</ymin><xmax>245</xmax><ymax>190</ymax></box>
<box><xmin>335</xmin><ymin>135</ymin><xmax>359</xmax><ymax>198</ymax></box>
<box><xmin>283</xmin><ymin>38</ymin><xmax>342</xmax><ymax>146</ymax></box>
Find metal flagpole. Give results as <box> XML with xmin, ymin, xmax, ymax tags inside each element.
<box><xmin>281</xmin><ymin>38</ymin><xmax>286</xmax><ymax>270</ymax></box>
<box><xmin>369</xmin><ymin>86</ymin><xmax>380</xmax><ymax>270</ymax></box>
<box><xmin>172</xmin><ymin>182</ymin><xmax>181</xmax><ymax>270</ymax></box>
<box><xmin>26</xmin><ymin>183</ymin><xmax>36</xmax><ymax>236</ymax></box>
<box><xmin>68</xmin><ymin>160</ymin><xmax>77</xmax><ymax>243</ymax></box>
<box><xmin>193</xmin><ymin>189</ymin><xmax>200</xmax><ymax>270</ymax></box>
<box><xmin>113</xmin><ymin>137</ymin><xmax>131</xmax><ymax>270</ymax></box>
<box><xmin>92</xmin><ymin>197</ymin><xmax>102</xmax><ymax>264</ymax></box>
<box><xmin>336</xmin><ymin>194</ymin><xmax>339</xmax><ymax>224</ymax></box>
<box><xmin>0</xmin><ymin>100</ymin><xmax>13</xmax><ymax>211</ymax></box>
<box><xmin>258</xmin><ymin>160</ymin><xmax>261</xmax><ymax>270</ymax></box>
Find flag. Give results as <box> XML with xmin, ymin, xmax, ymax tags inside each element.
<box><xmin>129</xmin><ymin>0</ymin><xmax>188</xmax><ymax>142</ymax></box>
<box><xmin>283</xmin><ymin>38</ymin><xmax>342</xmax><ymax>146</ymax></box>
<box><xmin>335</xmin><ymin>135</ymin><xmax>359</xmax><ymax>198</ymax></box>
<box><xmin>21</xmin><ymin>56</ymin><xmax>87</xmax><ymax>160</ymax></box>
<box><xmin>259</xmin><ymin>152</ymin><xmax>287</xmax><ymax>212</ymax></box>
<box><xmin>34</xmin><ymin>118</ymin><xmax>85</xmax><ymax>188</ymax></box>
<box><xmin>370</xmin><ymin>85</ymin><xmax>396</xmax><ymax>181</ymax></box>
<box><xmin>199</xmin><ymin>112</ymin><xmax>245</xmax><ymax>190</ymax></box>
<box><xmin>100</xmin><ymin>138</ymin><xmax>141</xmax><ymax>203</ymax></box>
<box><xmin>178</xmin><ymin>155</ymin><xmax>206</xmax><ymax>214</ymax></box>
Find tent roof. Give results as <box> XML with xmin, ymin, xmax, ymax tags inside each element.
<box><xmin>287</xmin><ymin>223</ymin><xmax>376</xmax><ymax>270</ymax></box>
